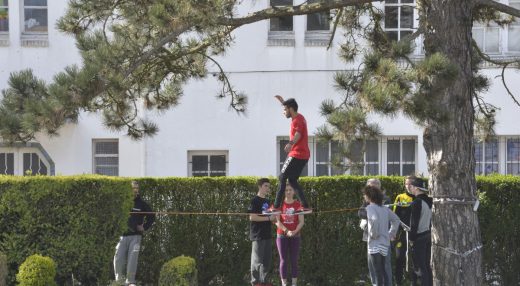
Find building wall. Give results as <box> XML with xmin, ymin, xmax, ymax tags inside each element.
<box><xmin>1</xmin><ymin>0</ymin><xmax>519</xmax><ymax>177</ymax></box>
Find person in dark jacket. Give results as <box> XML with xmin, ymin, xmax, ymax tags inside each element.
<box><xmin>114</xmin><ymin>181</ymin><xmax>155</xmax><ymax>286</ymax></box>
<box><xmin>392</xmin><ymin>175</ymin><xmax>416</xmax><ymax>285</ymax></box>
<box><xmin>408</xmin><ymin>177</ymin><xmax>433</xmax><ymax>286</ymax></box>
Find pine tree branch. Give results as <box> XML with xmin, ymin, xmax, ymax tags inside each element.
<box><xmin>327</xmin><ymin>8</ymin><xmax>344</xmax><ymax>50</ymax></box>
<box><xmin>475</xmin><ymin>0</ymin><xmax>520</xmax><ymax>18</ymax></box>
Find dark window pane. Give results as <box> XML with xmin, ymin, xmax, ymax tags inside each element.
<box><xmin>39</xmin><ymin>159</ymin><xmax>47</xmax><ymax>175</ymax></box>
<box><xmin>507</xmin><ymin>163</ymin><xmax>520</xmax><ymax>175</ymax></box>
<box><xmin>96</xmin><ymin>166</ymin><xmax>118</xmax><ymax>176</ymax></box>
<box><xmin>475</xmin><ymin>163</ymin><xmax>483</xmax><ymax>175</ymax></box>
<box><xmin>192</xmin><ymin>155</ymin><xmax>208</xmax><ymax>176</ymax></box>
<box><xmin>1</xmin><ymin>0</ymin><xmax>8</xmax><ymax>6</ymax></box>
<box><xmin>385</xmin><ymin>0</ymin><xmax>398</xmax><ymax>3</ymax></box>
<box><xmin>25</xmin><ymin>0</ymin><xmax>46</xmax><ymax>6</ymax></box>
<box><xmin>387</xmin><ymin>140</ymin><xmax>400</xmax><ymax>162</ymax></box>
<box><xmin>95</xmin><ymin>141</ymin><xmax>118</xmax><ymax>155</ymax></box>
<box><xmin>484</xmin><ymin>163</ymin><xmax>498</xmax><ymax>175</ymax></box>
<box><xmin>24</xmin><ymin>8</ymin><xmax>48</xmax><ymax>32</ymax></box>
<box><xmin>402</xmin><ymin>164</ymin><xmax>415</xmax><ymax>176</ymax></box>
<box><xmin>400</xmin><ymin>30</ymin><xmax>412</xmax><ymax>40</ymax></box>
<box><xmin>280</xmin><ymin>139</ymin><xmax>289</xmax><ymax>166</ymax></box>
<box><xmin>474</xmin><ymin>141</ymin><xmax>483</xmax><ymax>162</ymax></box>
<box><xmin>400</xmin><ymin>6</ymin><xmax>414</xmax><ymax>28</ymax></box>
<box><xmin>307</xmin><ymin>11</ymin><xmax>330</xmax><ymax>31</ymax></box>
<box><xmin>23</xmin><ymin>153</ymin><xmax>31</xmax><ymax>175</ymax></box>
<box><xmin>0</xmin><ymin>7</ymin><xmax>8</xmax><ymax>32</ymax></box>
<box><xmin>271</xmin><ymin>16</ymin><xmax>293</xmax><ymax>31</ymax></box>
<box><xmin>210</xmin><ymin>155</ymin><xmax>226</xmax><ymax>176</ymax></box>
<box><xmin>316</xmin><ymin>141</ymin><xmax>329</xmax><ymax>162</ymax></box>
<box><xmin>484</xmin><ymin>140</ymin><xmax>498</xmax><ymax>162</ymax></box>
<box><xmin>31</xmin><ymin>153</ymin><xmax>39</xmax><ymax>175</ymax></box>
<box><xmin>401</xmin><ymin>0</ymin><xmax>414</xmax><ymax>3</ymax></box>
<box><xmin>0</xmin><ymin>153</ymin><xmax>14</xmax><ymax>175</ymax></box>
<box><xmin>385</xmin><ymin>7</ymin><xmax>398</xmax><ymax>28</ymax></box>
<box><xmin>95</xmin><ymin>157</ymin><xmax>118</xmax><ymax>166</ymax></box>
<box><xmin>386</xmin><ymin>31</ymin><xmax>398</xmax><ymax>42</ymax></box>
<box><xmin>402</xmin><ymin>139</ymin><xmax>415</xmax><ymax>162</ymax></box>
<box><xmin>507</xmin><ymin>139</ymin><xmax>520</xmax><ymax>161</ymax></box>
<box><xmin>350</xmin><ymin>164</ymin><xmax>364</xmax><ymax>175</ymax></box>
<box><xmin>349</xmin><ymin>141</ymin><xmax>363</xmax><ymax>162</ymax></box>
<box><xmin>316</xmin><ymin>164</ymin><xmax>329</xmax><ymax>176</ymax></box>
<box><xmin>387</xmin><ymin>164</ymin><xmax>400</xmax><ymax>176</ymax></box>
<box><xmin>366</xmin><ymin>140</ymin><xmax>378</xmax><ymax>162</ymax></box>
<box><xmin>367</xmin><ymin>164</ymin><xmax>379</xmax><ymax>175</ymax></box>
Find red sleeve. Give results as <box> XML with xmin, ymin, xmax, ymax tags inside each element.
<box><xmin>292</xmin><ymin>116</ymin><xmax>303</xmax><ymax>133</ymax></box>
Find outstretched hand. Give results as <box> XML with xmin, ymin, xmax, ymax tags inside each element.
<box><xmin>274</xmin><ymin>95</ymin><xmax>284</xmax><ymax>104</ymax></box>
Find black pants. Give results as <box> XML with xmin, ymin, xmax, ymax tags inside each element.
<box><xmin>411</xmin><ymin>232</ymin><xmax>432</xmax><ymax>286</ymax></box>
<box><xmin>394</xmin><ymin>228</ymin><xmax>408</xmax><ymax>285</ymax></box>
<box><xmin>274</xmin><ymin>157</ymin><xmax>309</xmax><ymax>208</ymax></box>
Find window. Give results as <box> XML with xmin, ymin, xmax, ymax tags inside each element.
<box><xmin>93</xmin><ymin>140</ymin><xmax>119</xmax><ymax>176</ymax></box>
<box><xmin>0</xmin><ymin>0</ymin><xmax>8</xmax><ymax>33</ymax></box>
<box><xmin>0</xmin><ymin>152</ymin><xmax>14</xmax><ymax>175</ymax></box>
<box><xmin>474</xmin><ymin>139</ymin><xmax>499</xmax><ymax>175</ymax></box>
<box><xmin>347</xmin><ymin>140</ymin><xmax>380</xmax><ymax>175</ymax></box>
<box><xmin>315</xmin><ymin>140</ymin><xmax>342</xmax><ymax>176</ymax></box>
<box><xmin>472</xmin><ymin>23</ymin><xmax>500</xmax><ymax>54</ymax></box>
<box><xmin>506</xmin><ymin>138</ymin><xmax>520</xmax><ymax>175</ymax></box>
<box><xmin>306</xmin><ymin>0</ymin><xmax>330</xmax><ymax>31</ymax></box>
<box><xmin>0</xmin><ymin>144</ymin><xmax>52</xmax><ymax>175</ymax></box>
<box><xmin>387</xmin><ymin>138</ymin><xmax>416</xmax><ymax>176</ymax></box>
<box><xmin>270</xmin><ymin>0</ymin><xmax>293</xmax><ymax>31</ymax></box>
<box><xmin>508</xmin><ymin>0</ymin><xmax>520</xmax><ymax>53</ymax></box>
<box><xmin>384</xmin><ymin>0</ymin><xmax>415</xmax><ymax>42</ymax></box>
<box><xmin>188</xmin><ymin>151</ymin><xmax>228</xmax><ymax>177</ymax></box>
<box><xmin>23</xmin><ymin>0</ymin><xmax>47</xmax><ymax>33</ymax></box>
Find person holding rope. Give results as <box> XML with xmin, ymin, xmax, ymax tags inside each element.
<box><xmin>392</xmin><ymin>175</ymin><xmax>416</xmax><ymax>285</ymax></box>
<box><xmin>408</xmin><ymin>177</ymin><xmax>433</xmax><ymax>286</ymax></box>
<box><xmin>264</xmin><ymin>96</ymin><xmax>311</xmax><ymax>215</ymax></box>
<box><xmin>275</xmin><ymin>183</ymin><xmax>305</xmax><ymax>286</ymax></box>
<box><xmin>248</xmin><ymin>178</ymin><xmax>275</xmax><ymax>286</ymax></box>
<box><xmin>358</xmin><ymin>178</ymin><xmax>391</xmax><ymax>284</ymax></box>
<box><xmin>363</xmin><ymin>185</ymin><xmax>400</xmax><ymax>286</ymax></box>
<box><xmin>114</xmin><ymin>181</ymin><xmax>155</xmax><ymax>286</ymax></box>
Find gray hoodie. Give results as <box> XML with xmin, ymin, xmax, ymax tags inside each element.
<box><xmin>366</xmin><ymin>203</ymin><xmax>400</xmax><ymax>256</ymax></box>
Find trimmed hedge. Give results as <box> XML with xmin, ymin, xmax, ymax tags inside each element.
<box><xmin>0</xmin><ymin>175</ymin><xmax>518</xmax><ymax>285</ymax></box>
<box><xmin>159</xmin><ymin>255</ymin><xmax>197</xmax><ymax>286</ymax></box>
<box><xmin>16</xmin><ymin>254</ymin><xmax>57</xmax><ymax>286</ymax></box>
<box><xmin>0</xmin><ymin>176</ymin><xmax>132</xmax><ymax>285</ymax></box>
<box><xmin>0</xmin><ymin>252</ymin><xmax>7</xmax><ymax>286</ymax></box>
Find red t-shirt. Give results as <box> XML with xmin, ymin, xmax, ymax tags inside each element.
<box><xmin>277</xmin><ymin>200</ymin><xmax>301</xmax><ymax>235</ymax></box>
<box><xmin>289</xmin><ymin>114</ymin><xmax>310</xmax><ymax>159</ymax></box>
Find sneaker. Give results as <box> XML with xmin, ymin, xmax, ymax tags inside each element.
<box><xmin>294</xmin><ymin>207</ymin><xmax>312</xmax><ymax>215</ymax></box>
<box><xmin>262</xmin><ymin>207</ymin><xmax>281</xmax><ymax>215</ymax></box>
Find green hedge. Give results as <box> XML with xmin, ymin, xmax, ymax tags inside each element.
<box><xmin>0</xmin><ymin>175</ymin><xmax>518</xmax><ymax>285</ymax></box>
<box><xmin>159</xmin><ymin>255</ymin><xmax>197</xmax><ymax>286</ymax></box>
<box><xmin>0</xmin><ymin>175</ymin><xmax>132</xmax><ymax>285</ymax></box>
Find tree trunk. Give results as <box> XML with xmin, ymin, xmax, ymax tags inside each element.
<box><xmin>422</xmin><ymin>0</ymin><xmax>483</xmax><ymax>285</ymax></box>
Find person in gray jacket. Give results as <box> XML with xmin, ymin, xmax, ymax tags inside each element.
<box><xmin>408</xmin><ymin>177</ymin><xmax>433</xmax><ymax>286</ymax></box>
<box><xmin>363</xmin><ymin>185</ymin><xmax>401</xmax><ymax>286</ymax></box>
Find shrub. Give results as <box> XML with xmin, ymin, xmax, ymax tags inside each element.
<box><xmin>0</xmin><ymin>252</ymin><xmax>7</xmax><ymax>286</ymax></box>
<box><xmin>16</xmin><ymin>254</ymin><xmax>57</xmax><ymax>286</ymax></box>
<box><xmin>159</xmin><ymin>256</ymin><xmax>197</xmax><ymax>286</ymax></box>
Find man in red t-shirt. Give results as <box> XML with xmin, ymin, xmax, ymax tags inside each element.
<box><xmin>264</xmin><ymin>95</ymin><xmax>311</xmax><ymax>215</ymax></box>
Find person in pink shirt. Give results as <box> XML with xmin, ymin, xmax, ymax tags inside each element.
<box><xmin>275</xmin><ymin>184</ymin><xmax>305</xmax><ymax>286</ymax></box>
<box><xmin>264</xmin><ymin>95</ymin><xmax>311</xmax><ymax>215</ymax></box>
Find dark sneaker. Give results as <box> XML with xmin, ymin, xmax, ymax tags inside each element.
<box><xmin>261</xmin><ymin>207</ymin><xmax>281</xmax><ymax>215</ymax></box>
<box><xmin>294</xmin><ymin>207</ymin><xmax>313</xmax><ymax>215</ymax></box>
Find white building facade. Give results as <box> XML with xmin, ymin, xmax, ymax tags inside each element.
<box><xmin>0</xmin><ymin>0</ymin><xmax>519</xmax><ymax>178</ymax></box>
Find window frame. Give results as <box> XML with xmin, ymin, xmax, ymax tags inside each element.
<box><xmin>506</xmin><ymin>137</ymin><xmax>520</xmax><ymax>175</ymax></box>
<box><xmin>92</xmin><ymin>139</ymin><xmax>119</xmax><ymax>176</ymax></box>
<box><xmin>474</xmin><ymin>138</ymin><xmax>500</xmax><ymax>175</ymax></box>
<box><xmin>0</xmin><ymin>0</ymin><xmax>8</xmax><ymax>34</ymax></box>
<box><xmin>383</xmin><ymin>0</ymin><xmax>416</xmax><ymax>42</ymax></box>
<box><xmin>21</xmin><ymin>0</ymin><xmax>48</xmax><ymax>35</ymax></box>
<box><xmin>385</xmin><ymin>137</ymin><xmax>417</xmax><ymax>176</ymax></box>
<box><xmin>187</xmin><ymin>150</ymin><xmax>229</xmax><ymax>177</ymax></box>
<box><xmin>0</xmin><ymin>145</ymin><xmax>52</xmax><ymax>176</ymax></box>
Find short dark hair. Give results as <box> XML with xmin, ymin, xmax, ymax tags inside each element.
<box><xmin>363</xmin><ymin>185</ymin><xmax>383</xmax><ymax>206</ymax></box>
<box><xmin>257</xmin><ymin>178</ymin><xmax>270</xmax><ymax>187</ymax></box>
<box><xmin>283</xmin><ymin>98</ymin><xmax>298</xmax><ymax>112</ymax></box>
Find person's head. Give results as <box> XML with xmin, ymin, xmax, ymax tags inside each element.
<box><xmin>285</xmin><ymin>183</ymin><xmax>296</xmax><ymax>200</ymax></box>
<box><xmin>366</xmin><ymin>178</ymin><xmax>381</xmax><ymax>189</ymax></box>
<box><xmin>131</xmin><ymin>180</ymin><xmax>139</xmax><ymax>197</ymax></box>
<box><xmin>409</xmin><ymin>177</ymin><xmax>428</xmax><ymax>196</ymax></box>
<box><xmin>282</xmin><ymin>98</ymin><xmax>298</xmax><ymax>118</ymax></box>
<box><xmin>257</xmin><ymin>178</ymin><xmax>271</xmax><ymax>197</ymax></box>
<box><xmin>362</xmin><ymin>185</ymin><xmax>383</xmax><ymax>206</ymax></box>
<box><xmin>404</xmin><ymin>175</ymin><xmax>417</xmax><ymax>194</ymax></box>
